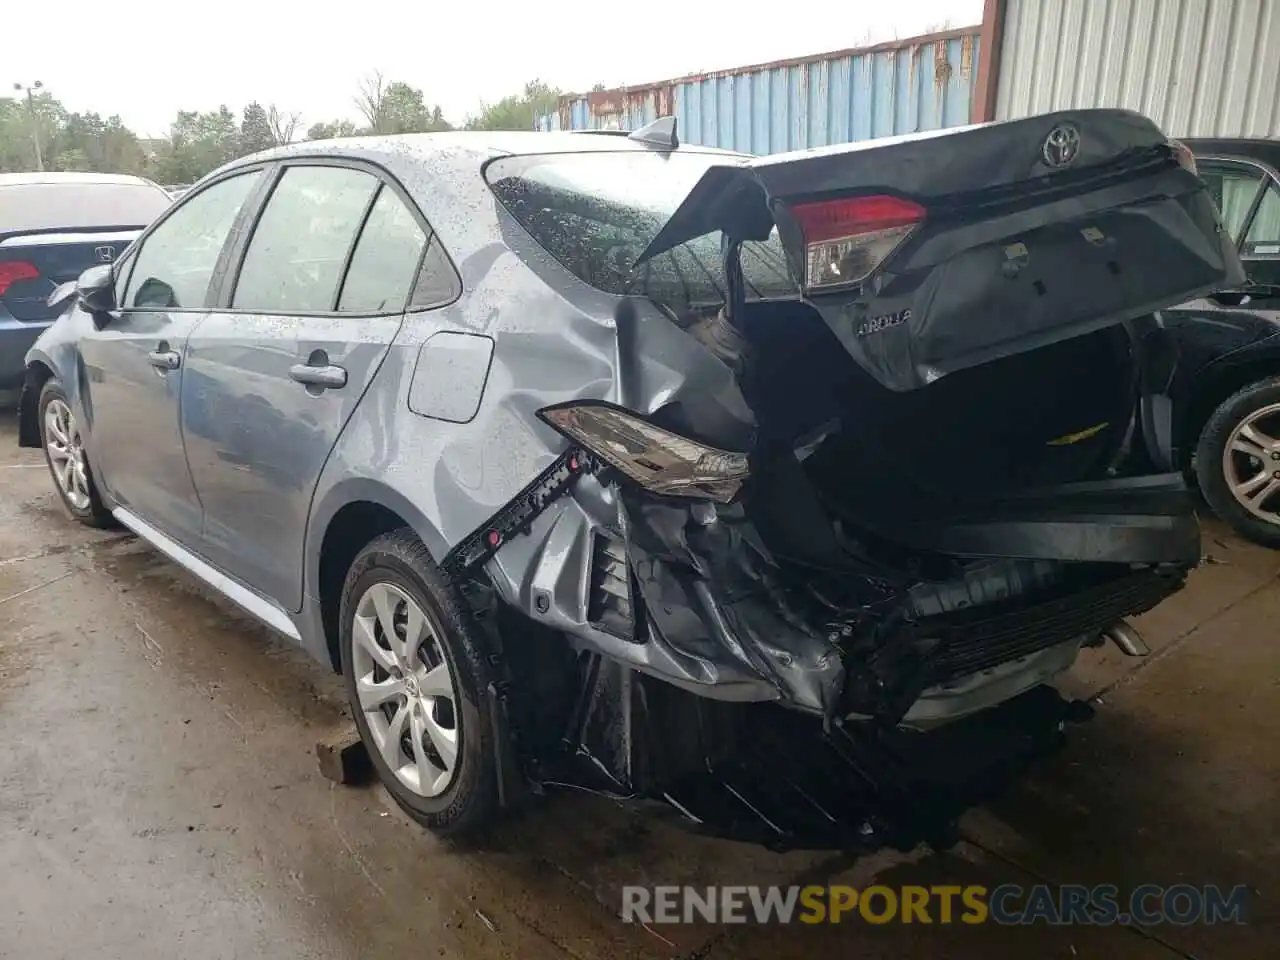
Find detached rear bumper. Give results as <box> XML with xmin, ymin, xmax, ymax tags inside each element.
<box><xmin>622</xmin><ymin>478</ymin><xmax>1193</xmax><ymax>723</ymax></box>
<box><xmin>480</xmin><ymin>456</ymin><xmax>1196</xmax><ymax>724</ymax></box>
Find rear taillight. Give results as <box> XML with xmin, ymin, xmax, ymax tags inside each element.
<box><xmin>0</xmin><ymin>260</ymin><xmax>39</xmax><ymax>297</ymax></box>
<box><xmin>1170</xmin><ymin>139</ymin><xmax>1197</xmax><ymax>176</ymax></box>
<box><xmin>788</xmin><ymin>195</ymin><xmax>926</xmax><ymax>292</ymax></box>
<box><xmin>537</xmin><ymin>401</ymin><xmax>750</xmax><ymax>503</ymax></box>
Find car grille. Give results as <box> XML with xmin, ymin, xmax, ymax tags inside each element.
<box><xmin>923</xmin><ymin>568</ymin><xmax>1183</xmax><ymax>683</ymax></box>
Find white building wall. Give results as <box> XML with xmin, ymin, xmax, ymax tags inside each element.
<box><xmin>995</xmin><ymin>0</ymin><xmax>1280</xmax><ymax>137</ymax></box>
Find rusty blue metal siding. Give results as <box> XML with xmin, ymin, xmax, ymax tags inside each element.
<box><xmin>537</xmin><ymin>29</ymin><xmax>981</xmax><ymax>154</ymax></box>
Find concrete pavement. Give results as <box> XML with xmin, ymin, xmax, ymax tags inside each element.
<box><xmin>0</xmin><ymin>419</ymin><xmax>1274</xmax><ymax>959</ymax></box>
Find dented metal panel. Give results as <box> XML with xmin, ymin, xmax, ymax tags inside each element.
<box><xmin>995</xmin><ymin>0</ymin><xmax>1280</xmax><ymax>137</ymax></box>
<box><xmin>536</xmin><ymin>29</ymin><xmax>982</xmax><ymax>152</ymax></box>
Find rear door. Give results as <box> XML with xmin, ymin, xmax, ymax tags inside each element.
<box><xmin>1160</xmin><ymin>157</ymin><xmax>1280</xmax><ymax>375</ymax></box>
<box><xmin>78</xmin><ymin>169</ymin><xmax>266</xmax><ymax>544</ymax></box>
<box><xmin>1198</xmin><ymin>156</ymin><xmax>1280</xmax><ymax>305</ymax></box>
<box><xmin>181</xmin><ymin>160</ymin><xmax>441</xmax><ymax>610</ymax></box>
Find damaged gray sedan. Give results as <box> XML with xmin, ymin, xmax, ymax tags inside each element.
<box><xmin>19</xmin><ymin>111</ymin><xmax>1242</xmax><ymax>851</ymax></box>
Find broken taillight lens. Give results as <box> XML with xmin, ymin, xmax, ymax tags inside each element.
<box><xmin>1169</xmin><ymin>139</ymin><xmax>1197</xmax><ymax>176</ymax></box>
<box><xmin>537</xmin><ymin>401</ymin><xmax>750</xmax><ymax>504</ymax></box>
<box><xmin>788</xmin><ymin>194</ymin><xmax>926</xmax><ymax>292</ymax></box>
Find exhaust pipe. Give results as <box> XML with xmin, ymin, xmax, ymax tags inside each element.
<box><xmin>1102</xmin><ymin>620</ymin><xmax>1149</xmax><ymax>657</ymax></box>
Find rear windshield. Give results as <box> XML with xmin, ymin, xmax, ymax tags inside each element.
<box><xmin>485</xmin><ymin>152</ymin><xmax>797</xmax><ymax>308</ymax></box>
<box><xmin>0</xmin><ymin>180</ymin><xmax>171</xmax><ymax>234</ymax></box>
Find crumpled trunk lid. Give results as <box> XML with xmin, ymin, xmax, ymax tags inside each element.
<box><xmin>639</xmin><ymin>109</ymin><xmax>1245</xmax><ymax>392</ymax></box>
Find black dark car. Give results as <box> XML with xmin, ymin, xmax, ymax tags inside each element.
<box><xmin>1157</xmin><ymin>139</ymin><xmax>1280</xmax><ymax>546</ymax></box>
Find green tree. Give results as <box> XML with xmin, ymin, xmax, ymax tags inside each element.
<box><xmin>152</xmin><ymin>106</ymin><xmax>241</xmax><ymax>183</ymax></box>
<box><xmin>0</xmin><ymin>89</ymin><xmax>66</xmax><ymax>172</ymax></box>
<box><xmin>0</xmin><ymin>85</ymin><xmax>309</xmax><ymax>179</ymax></box>
<box><xmin>307</xmin><ymin>119</ymin><xmax>359</xmax><ymax>141</ymax></box>
<box><xmin>466</xmin><ymin>79</ymin><xmax>561</xmax><ymax>132</ymax></box>
<box><xmin>55</xmin><ymin>112</ymin><xmax>146</xmax><ymax>174</ymax></box>
<box><xmin>53</xmin><ymin>147</ymin><xmax>90</xmax><ymax>171</ymax></box>
<box><xmin>354</xmin><ymin>71</ymin><xmax>451</xmax><ymax>134</ymax></box>
<box><xmin>0</xmin><ymin>97</ymin><xmax>34</xmax><ymax>171</ymax></box>
<box><xmin>239</xmin><ymin>101</ymin><xmax>277</xmax><ymax>156</ymax></box>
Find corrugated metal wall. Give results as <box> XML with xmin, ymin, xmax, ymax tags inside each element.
<box><xmin>537</xmin><ymin>29</ymin><xmax>982</xmax><ymax>154</ymax></box>
<box><xmin>995</xmin><ymin>0</ymin><xmax>1280</xmax><ymax>137</ymax></box>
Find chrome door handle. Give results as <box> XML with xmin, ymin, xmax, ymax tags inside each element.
<box><xmin>288</xmin><ymin>363</ymin><xmax>347</xmax><ymax>389</ymax></box>
<box><xmin>147</xmin><ymin>349</ymin><xmax>181</xmax><ymax>371</ymax></box>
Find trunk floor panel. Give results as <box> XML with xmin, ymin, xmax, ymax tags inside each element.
<box><xmin>827</xmin><ymin>476</ymin><xmax>1200</xmax><ymax>565</ymax></box>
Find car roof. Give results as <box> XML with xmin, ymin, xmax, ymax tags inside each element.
<box><xmin>220</xmin><ymin>130</ymin><xmax>746</xmax><ymax>176</ymax></box>
<box><xmin>0</xmin><ymin>171</ymin><xmax>157</xmax><ymax>187</ymax></box>
<box><xmin>1183</xmin><ymin>137</ymin><xmax>1280</xmax><ymax>171</ymax></box>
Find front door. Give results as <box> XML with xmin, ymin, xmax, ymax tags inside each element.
<box><xmin>80</xmin><ymin>169</ymin><xmax>265</xmax><ymax>546</ymax></box>
<box><xmin>181</xmin><ymin>163</ymin><xmax>434</xmax><ymax>610</ymax></box>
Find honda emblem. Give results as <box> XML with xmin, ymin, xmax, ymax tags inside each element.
<box><xmin>94</xmin><ymin>245</ymin><xmax>116</xmax><ymax>263</ymax></box>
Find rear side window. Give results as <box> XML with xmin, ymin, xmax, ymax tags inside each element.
<box><xmin>124</xmin><ymin>170</ymin><xmax>263</xmax><ymax>310</ymax></box>
<box><xmin>0</xmin><ymin>180</ymin><xmax>171</xmax><ymax>233</ymax></box>
<box><xmin>1243</xmin><ymin>180</ymin><xmax>1280</xmax><ymax>256</ymax></box>
<box><xmin>232</xmin><ymin>166</ymin><xmax>378</xmax><ymax>313</ymax></box>
<box><xmin>337</xmin><ymin>186</ymin><xmax>427</xmax><ymax>313</ymax></box>
<box><xmin>1198</xmin><ymin>161</ymin><xmax>1269</xmax><ymax>242</ymax></box>
<box><xmin>485</xmin><ymin>152</ymin><xmax>796</xmax><ymax>309</ymax></box>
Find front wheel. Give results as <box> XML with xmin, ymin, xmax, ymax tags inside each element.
<box><xmin>37</xmin><ymin>379</ymin><xmax>114</xmax><ymax>528</ymax></box>
<box><xmin>339</xmin><ymin>529</ymin><xmax>500</xmax><ymax>837</ymax></box>
<box><xmin>1195</xmin><ymin>376</ymin><xmax>1280</xmax><ymax>548</ymax></box>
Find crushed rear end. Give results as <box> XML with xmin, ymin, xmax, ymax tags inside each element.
<box><xmin>467</xmin><ymin>110</ymin><xmax>1242</xmax><ymax>850</ymax></box>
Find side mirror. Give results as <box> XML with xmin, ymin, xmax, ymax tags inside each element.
<box><xmin>75</xmin><ymin>263</ymin><xmax>117</xmax><ymax>315</ymax></box>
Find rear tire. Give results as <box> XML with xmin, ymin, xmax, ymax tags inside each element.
<box><xmin>37</xmin><ymin>379</ymin><xmax>114</xmax><ymax>528</ymax></box>
<box><xmin>339</xmin><ymin>529</ymin><xmax>499</xmax><ymax>837</ymax></box>
<box><xmin>1195</xmin><ymin>376</ymin><xmax>1280</xmax><ymax>548</ymax></box>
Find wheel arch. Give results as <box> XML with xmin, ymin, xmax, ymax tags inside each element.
<box><xmin>307</xmin><ymin>478</ymin><xmax>452</xmax><ymax>674</ymax></box>
<box><xmin>1178</xmin><ymin>352</ymin><xmax>1280</xmax><ymax>469</ymax></box>
<box><xmin>17</xmin><ymin>357</ymin><xmax>57</xmax><ymax>448</ymax></box>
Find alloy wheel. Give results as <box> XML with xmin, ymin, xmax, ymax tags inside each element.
<box><xmin>351</xmin><ymin>581</ymin><xmax>460</xmax><ymax>797</ymax></box>
<box><xmin>1222</xmin><ymin>401</ymin><xmax>1280</xmax><ymax>525</ymax></box>
<box><xmin>44</xmin><ymin>398</ymin><xmax>91</xmax><ymax>512</ymax></box>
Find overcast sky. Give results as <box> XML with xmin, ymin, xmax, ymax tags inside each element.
<box><xmin>8</xmin><ymin>0</ymin><xmax>982</xmax><ymax>137</ymax></box>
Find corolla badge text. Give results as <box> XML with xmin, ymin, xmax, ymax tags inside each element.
<box><xmin>856</xmin><ymin>308</ymin><xmax>911</xmax><ymax>337</ymax></box>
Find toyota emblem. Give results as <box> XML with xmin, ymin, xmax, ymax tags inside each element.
<box><xmin>1042</xmin><ymin>124</ymin><xmax>1081</xmax><ymax>168</ymax></box>
<box><xmin>94</xmin><ymin>245</ymin><xmax>116</xmax><ymax>263</ymax></box>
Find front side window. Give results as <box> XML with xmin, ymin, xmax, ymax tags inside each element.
<box><xmin>124</xmin><ymin>170</ymin><xmax>263</xmax><ymax>310</ymax></box>
<box><xmin>232</xmin><ymin>165</ymin><xmax>378</xmax><ymax>313</ymax></box>
<box><xmin>337</xmin><ymin>186</ymin><xmax>427</xmax><ymax>313</ymax></box>
<box><xmin>485</xmin><ymin>152</ymin><xmax>796</xmax><ymax>310</ymax></box>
